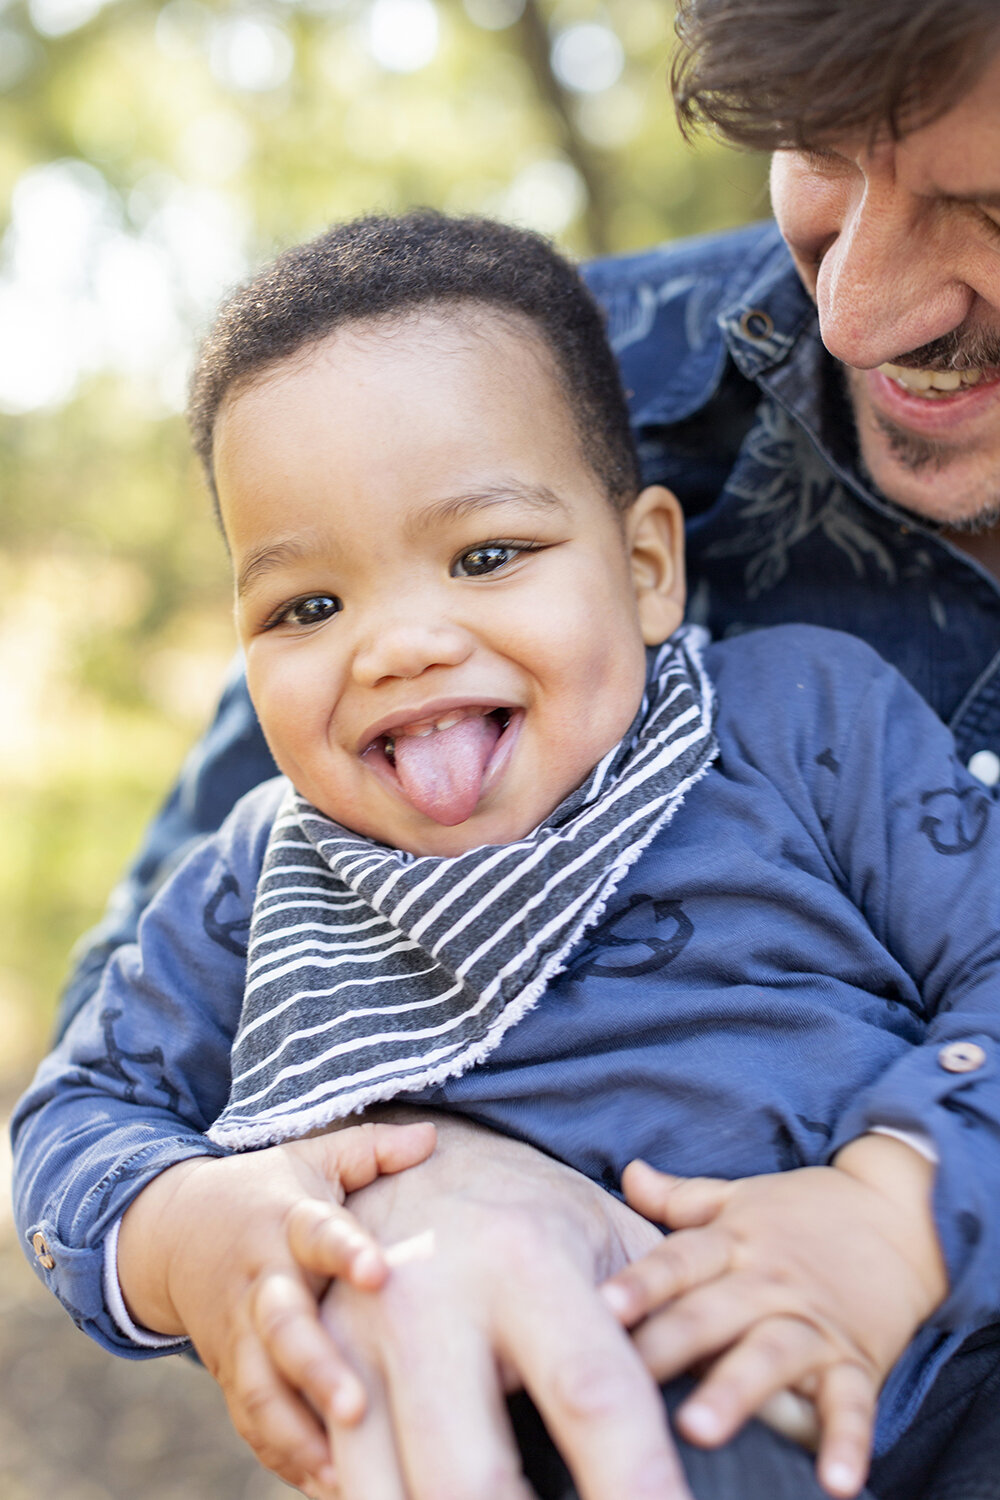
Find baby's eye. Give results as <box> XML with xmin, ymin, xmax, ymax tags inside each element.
<box><xmin>274</xmin><ymin>594</ymin><xmax>342</xmax><ymax>628</ymax></box>
<box><xmin>452</xmin><ymin>544</ymin><xmax>521</xmax><ymax>578</ymax></box>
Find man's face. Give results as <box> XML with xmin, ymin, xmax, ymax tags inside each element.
<box><xmin>215</xmin><ymin>310</ymin><xmax>684</xmax><ymax>857</ymax></box>
<box><xmin>770</xmin><ymin>48</ymin><xmax>1000</xmax><ymax>527</ymax></box>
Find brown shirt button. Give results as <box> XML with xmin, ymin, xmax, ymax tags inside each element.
<box><xmin>738</xmin><ymin>308</ymin><xmax>775</xmax><ymax>341</ymax></box>
<box><xmin>938</xmin><ymin>1041</ymin><xmax>987</xmax><ymax>1075</ymax></box>
<box><xmin>31</xmin><ymin>1231</ymin><xmax>55</xmax><ymax>1271</ymax></box>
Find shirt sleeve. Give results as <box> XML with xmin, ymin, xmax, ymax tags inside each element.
<box><xmin>821</xmin><ymin>660</ymin><xmax>1000</xmax><ymax>1330</ymax></box>
<box><xmin>10</xmin><ymin>785</ymin><xmax>278</xmax><ymax>1356</ymax></box>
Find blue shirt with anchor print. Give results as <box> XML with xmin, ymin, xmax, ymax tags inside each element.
<box><xmin>13</xmin><ymin>625</ymin><xmax>1000</xmax><ymax>1455</ymax></box>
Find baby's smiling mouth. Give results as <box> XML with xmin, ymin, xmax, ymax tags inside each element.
<box><xmin>365</xmin><ymin>706</ymin><xmax>515</xmax><ymax>826</ymax></box>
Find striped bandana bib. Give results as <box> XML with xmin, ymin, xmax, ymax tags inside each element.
<box><xmin>209</xmin><ymin>626</ymin><xmax>717</xmax><ymax>1149</ymax></box>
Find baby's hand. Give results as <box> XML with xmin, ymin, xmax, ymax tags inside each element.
<box><xmin>117</xmin><ymin>1118</ymin><xmax>436</xmax><ymax>1495</ymax></box>
<box><xmin>601</xmin><ymin>1138</ymin><xmax>947</xmax><ymax>1500</ymax></box>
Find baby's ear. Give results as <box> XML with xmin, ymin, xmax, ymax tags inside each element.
<box><xmin>626</xmin><ymin>486</ymin><xmax>686</xmax><ymax>645</ymax></box>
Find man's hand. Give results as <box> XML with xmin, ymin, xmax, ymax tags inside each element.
<box><xmin>600</xmin><ymin>1137</ymin><xmax>948</xmax><ymax>1500</ymax></box>
<box><xmin>116</xmin><ymin>1119</ymin><xmax>436</xmax><ymax>1494</ymax></box>
<box><xmin>291</xmin><ymin>1115</ymin><xmax>691</xmax><ymax>1500</ymax></box>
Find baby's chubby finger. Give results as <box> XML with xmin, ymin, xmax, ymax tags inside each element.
<box><xmin>320</xmin><ymin>1120</ymin><xmax>437</xmax><ymax>1198</ymax></box>
<box><xmin>227</xmin><ymin>1322</ymin><xmax>339</xmax><ymax>1491</ymax></box>
<box><xmin>621</xmin><ymin>1159</ymin><xmax>735</xmax><ymax>1229</ymax></box>
<box><xmin>673</xmin><ymin>1314</ymin><xmax>823</xmax><ymax>1448</ymax></box>
<box><xmin>253</xmin><ymin>1270</ymin><xmax>368</xmax><ymax>1426</ymax></box>
<box><xmin>288</xmin><ymin>1198</ymin><xmax>389</xmax><ymax>1290</ymax></box>
<box><xmin>302</xmin><ymin>1482</ymin><xmax>341</xmax><ymax>1500</ymax></box>
<box><xmin>600</xmin><ymin>1224</ymin><xmax>731</xmax><ymax>1327</ymax></box>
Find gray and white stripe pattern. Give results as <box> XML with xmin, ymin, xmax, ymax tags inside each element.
<box><xmin>208</xmin><ymin>626</ymin><xmax>717</xmax><ymax>1148</ymax></box>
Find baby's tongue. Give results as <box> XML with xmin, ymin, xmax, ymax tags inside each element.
<box><xmin>391</xmin><ymin>713</ymin><xmax>502</xmax><ymax>825</ymax></box>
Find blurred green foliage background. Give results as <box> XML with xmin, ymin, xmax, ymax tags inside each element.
<box><xmin>0</xmin><ymin>0</ymin><xmax>768</xmax><ymax>1076</ymax></box>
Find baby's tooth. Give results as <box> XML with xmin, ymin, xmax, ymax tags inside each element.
<box><xmin>389</xmin><ymin>707</ymin><xmax>488</xmax><ymax>741</ymax></box>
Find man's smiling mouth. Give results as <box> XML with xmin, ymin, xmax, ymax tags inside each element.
<box><xmin>363</xmin><ymin>706</ymin><xmax>516</xmax><ymax>827</ymax></box>
<box><xmin>877</xmin><ymin>362</ymin><xmax>1000</xmax><ymax>398</ymax></box>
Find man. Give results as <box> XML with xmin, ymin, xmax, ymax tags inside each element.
<box><xmin>37</xmin><ymin>1</ymin><xmax>1000</xmax><ymax>1497</ymax></box>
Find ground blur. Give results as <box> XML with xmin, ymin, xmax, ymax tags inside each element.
<box><xmin>0</xmin><ymin>1083</ymin><xmax>288</xmax><ymax>1499</ymax></box>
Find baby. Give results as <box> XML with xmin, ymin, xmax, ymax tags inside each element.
<box><xmin>14</xmin><ymin>211</ymin><xmax>1000</xmax><ymax>1500</ymax></box>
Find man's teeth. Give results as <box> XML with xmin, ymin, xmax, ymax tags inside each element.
<box><xmin>879</xmin><ymin>362</ymin><xmax>985</xmax><ymax>395</ymax></box>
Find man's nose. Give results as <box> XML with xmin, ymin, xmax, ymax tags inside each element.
<box><xmin>352</xmin><ymin>612</ymin><xmax>474</xmax><ymax>689</ymax></box>
<box><xmin>813</xmin><ymin>177</ymin><xmax>974</xmax><ymax>370</ymax></box>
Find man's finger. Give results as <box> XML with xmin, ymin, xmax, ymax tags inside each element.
<box><xmin>673</xmin><ymin>1314</ymin><xmax>824</xmax><ymax>1448</ymax></box>
<box><xmin>601</xmin><ymin>1225</ymin><xmax>732</xmax><ymax>1327</ymax></box>
<box><xmin>498</xmin><ymin>1257</ymin><xmax>693</xmax><ymax>1500</ymax></box>
<box><xmin>253</xmin><ymin>1270</ymin><xmax>368</xmax><ymax>1424</ymax></box>
<box><xmin>332</xmin><ymin>1249</ymin><xmax>535</xmax><ymax>1500</ymax></box>
<box><xmin>814</xmin><ymin>1361</ymin><xmax>877</xmax><ymax>1499</ymax></box>
<box><xmin>330</xmin><ymin>1366</ymin><xmax>412</xmax><ymax>1500</ymax></box>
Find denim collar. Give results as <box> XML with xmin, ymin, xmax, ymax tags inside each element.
<box><xmin>625</xmin><ymin>222</ymin><xmax>799</xmax><ymax>430</ymax></box>
<box><xmin>715</xmin><ymin>230</ymin><xmax>975</xmax><ymax>544</ymax></box>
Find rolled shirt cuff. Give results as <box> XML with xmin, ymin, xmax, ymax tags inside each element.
<box><xmin>103</xmin><ymin>1218</ymin><xmax>187</xmax><ymax>1351</ymax></box>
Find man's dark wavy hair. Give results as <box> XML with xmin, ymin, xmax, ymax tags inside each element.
<box><xmin>671</xmin><ymin>0</ymin><xmax>1000</xmax><ymax>150</ymax></box>
<box><xmin>188</xmin><ymin>210</ymin><xmax>640</xmax><ymax>517</ymax></box>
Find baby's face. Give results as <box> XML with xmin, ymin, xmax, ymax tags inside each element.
<box><xmin>215</xmin><ymin>309</ymin><xmax>684</xmax><ymax>856</ymax></box>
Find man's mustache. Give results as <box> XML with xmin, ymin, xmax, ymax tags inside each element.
<box><xmin>890</xmin><ymin>326</ymin><xmax>1000</xmax><ymax>372</ymax></box>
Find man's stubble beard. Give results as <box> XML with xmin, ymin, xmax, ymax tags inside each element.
<box><xmin>863</xmin><ymin>409</ymin><xmax>1000</xmax><ymax>533</ymax></box>
<box><xmin>845</xmin><ymin>321</ymin><xmax>1000</xmax><ymax>532</ymax></box>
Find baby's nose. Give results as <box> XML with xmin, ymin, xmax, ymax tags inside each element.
<box><xmin>352</xmin><ymin>618</ymin><xmax>473</xmax><ymax>688</ymax></box>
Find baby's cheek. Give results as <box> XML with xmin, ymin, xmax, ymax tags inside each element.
<box><xmin>248</xmin><ymin>661</ymin><xmax>325</xmax><ymax>778</ymax></box>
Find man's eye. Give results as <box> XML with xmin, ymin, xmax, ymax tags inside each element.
<box><xmin>452</xmin><ymin>545</ymin><xmax>520</xmax><ymax>578</ymax></box>
<box><xmin>276</xmin><ymin>595</ymin><xmax>342</xmax><ymax>627</ymax></box>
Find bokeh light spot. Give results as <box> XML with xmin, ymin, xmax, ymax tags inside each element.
<box><xmin>551</xmin><ymin>22</ymin><xmax>624</xmax><ymax>95</ymax></box>
<box><xmin>501</xmin><ymin>157</ymin><xmax>586</xmax><ymax>236</ymax></box>
<box><xmin>27</xmin><ymin>0</ymin><xmax>108</xmax><ymax>38</ymax></box>
<box><xmin>0</xmin><ymin>161</ymin><xmax>247</xmax><ymax>413</ymax></box>
<box><xmin>365</xmin><ymin>0</ymin><xmax>439</xmax><ymax>73</ymax></box>
<box><xmin>208</xmin><ymin>15</ymin><xmax>294</xmax><ymax>92</ymax></box>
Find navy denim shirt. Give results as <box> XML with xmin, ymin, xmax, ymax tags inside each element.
<box><xmin>54</xmin><ymin>222</ymin><xmax>1000</xmax><ymax>1039</ymax></box>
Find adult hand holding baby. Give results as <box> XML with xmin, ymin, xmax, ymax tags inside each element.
<box><xmin>315</xmin><ymin>1115</ymin><xmax>691</xmax><ymax>1500</ymax></box>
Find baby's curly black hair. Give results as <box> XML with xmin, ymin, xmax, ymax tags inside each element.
<box><xmin>187</xmin><ymin>210</ymin><xmax>640</xmax><ymax>517</ymax></box>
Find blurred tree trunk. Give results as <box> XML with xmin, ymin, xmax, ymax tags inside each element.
<box><xmin>513</xmin><ymin>0</ymin><xmax>617</xmax><ymax>254</ymax></box>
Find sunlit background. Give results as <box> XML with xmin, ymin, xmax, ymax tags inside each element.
<box><xmin>0</xmin><ymin>2</ymin><xmax>766</xmax><ymax>1493</ymax></box>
